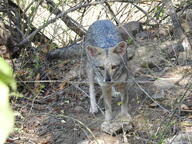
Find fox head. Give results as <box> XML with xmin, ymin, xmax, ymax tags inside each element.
<box><xmin>86</xmin><ymin>41</ymin><xmax>127</xmax><ymax>83</ymax></box>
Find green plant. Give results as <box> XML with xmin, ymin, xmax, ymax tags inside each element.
<box><xmin>153</xmin><ymin>5</ymin><xmax>165</xmax><ymax>19</ymax></box>
<box><xmin>152</xmin><ymin>119</ymin><xmax>177</xmax><ymax>144</ymax></box>
<box><xmin>126</xmin><ymin>38</ymin><xmax>134</xmax><ymax>45</ymax></box>
<box><xmin>0</xmin><ymin>57</ymin><xmax>16</xmax><ymax>144</ymax></box>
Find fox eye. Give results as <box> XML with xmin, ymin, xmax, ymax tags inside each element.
<box><xmin>97</xmin><ymin>66</ymin><xmax>105</xmax><ymax>70</ymax></box>
<box><xmin>111</xmin><ymin>65</ymin><xmax>118</xmax><ymax>70</ymax></box>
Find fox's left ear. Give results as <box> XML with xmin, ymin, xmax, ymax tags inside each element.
<box><xmin>113</xmin><ymin>41</ymin><xmax>127</xmax><ymax>56</ymax></box>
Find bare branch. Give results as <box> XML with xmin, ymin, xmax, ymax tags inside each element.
<box><xmin>16</xmin><ymin>1</ymin><xmax>100</xmax><ymax>47</ymax></box>
<box><xmin>45</xmin><ymin>0</ymin><xmax>86</xmax><ymax>37</ymax></box>
<box><xmin>163</xmin><ymin>0</ymin><xmax>192</xmax><ymax>60</ymax></box>
<box><xmin>17</xmin><ymin>0</ymin><xmax>161</xmax><ymax>47</ymax></box>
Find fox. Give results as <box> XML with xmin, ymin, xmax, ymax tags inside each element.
<box><xmin>85</xmin><ymin>20</ymin><xmax>131</xmax><ymax>121</ymax></box>
<box><xmin>48</xmin><ymin>20</ymin><xmax>131</xmax><ymax>121</ymax></box>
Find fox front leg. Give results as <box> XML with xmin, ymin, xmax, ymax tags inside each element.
<box><xmin>116</xmin><ymin>83</ymin><xmax>131</xmax><ymax>120</ymax></box>
<box><xmin>101</xmin><ymin>85</ymin><xmax>113</xmax><ymax>121</ymax></box>
<box><xmin>87</xmin><ymin>65</ymin><xmax>98</xmax><ymax>114</ymax></box>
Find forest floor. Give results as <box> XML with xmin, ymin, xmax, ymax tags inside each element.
<box><xmin>4</xmin><ymin>30</ymin><xmax>192</xmax><ymax>144</ymax></box>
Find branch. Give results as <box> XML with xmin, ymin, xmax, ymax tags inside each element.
<box><xmin>45</xmin><ymin>0</ymin><xmax>86</xmax><ymax>37</ymax></box>
<box><xmin>163</xmin><ymin>0</ymin><xmax>192</xmax><ymax>60</ymax></box>
<box><xmin>17</xmin><ymin>0</ymin><xmax>160</xmax><ymax>47</ymax></box>
<box><xmin>6</xmin><ymin>0</ymin><xmax>53</xmax><ymax>44</ymax></box>
<box><xmin>104</xmin><ymin>2</ymin><xmax>119</xmax><ymax>25</ymax></box>
<box><xmin>16</xmin><ymin>1</ymin><xmax>100</xmax><ymax>47</ymax></box>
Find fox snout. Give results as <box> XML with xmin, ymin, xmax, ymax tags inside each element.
<box><xmin>105</xmin><ymin>71</ymin><xmax>111</xmax><ymax>82</ymax></box>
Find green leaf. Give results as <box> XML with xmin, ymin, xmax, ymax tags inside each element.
<box><xmin>0</xmin><ymin>57</ymin><xmax>15</xmax><ymax>144</ymax></box>
<box><xmin>0</xmin><ymin>57</ymin><xmax>16</xmax><ymax>91</ymax></box>
<box><xmin>126</xmin><ymin>38</ymin><xmax>134</xmax><ymax>45</ymax></box>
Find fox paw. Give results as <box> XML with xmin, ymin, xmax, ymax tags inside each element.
<box><xmin>101</xmin><ymin>119</ymin><xmax>132</xmax><ymax>134</ymax></box>
<box><xmin>89</xmin><ymin>106</ymin><xmax>98</xmax><ymax>114</ymax></box>
<box><xmin>116</xmin><ymin>112</ymin><xmax>132</xmax><ymax>122</ymax></box>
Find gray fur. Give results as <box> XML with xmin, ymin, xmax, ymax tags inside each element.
<box><xmin>85</xmin><ymin>20</ymin><xmax>123</xmax><ymax>49</ymax></box>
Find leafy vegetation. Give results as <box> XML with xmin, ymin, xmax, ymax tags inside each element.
<box><xmin>0</xmin><ymin>57</ymin><xmax>16</xmax><ymax>144</ymax></box>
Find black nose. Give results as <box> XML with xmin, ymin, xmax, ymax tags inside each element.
<box><xmin>105</xmin><ymin>76</ymin><xmax>111</xmax><ymax>82</ymax></box>
<box><xmin>105</xmin><ymin>71</ymin><xmax>111</xmax><ymax>82</ymax></box>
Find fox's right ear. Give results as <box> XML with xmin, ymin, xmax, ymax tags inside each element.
<box><xmin>86</xmin><ymin>45</ymin><xmax>103</xmax><ymax>57</ymax></box>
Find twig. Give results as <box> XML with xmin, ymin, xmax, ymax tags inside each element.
<box><xmin>6</xmin><ymin>0</ymin><xmax>53</xmax><ymax>45</ymax></box>
<box><xmin>104</xmin><ymin>2</ymin><xmax>119</xmax><ymax>25</ymax></box>
<box><xmin>25</xmin><ymin>113</ymin><xmax>98</xmax><ymax>142</ymax></box>
<box><xmin>45</xmin><ymin>0</ymin><xmax>86</xmax><ymax>37</ymax></box>
<box><xmin>16</xmin><ymin>1</ymin><xmax>99</xmax><ymax>47</ymax></box>
<box><xmin>16</xmin><ymin>0</ymin><xmax>162</xmax><ymax>47</ymax></box>
<box><xmin>163</xmin><ymin>0</ymin><xmax>192</xmax><ymax>60</ymax></box>
<box><xmin>131</xmin><ymin>2</ymin><xmax>159</xmax><ymax>25</ymax></box>
<box><xmin>133</xmin><ymin>78</ymin><xmax>170</xmax><ymax>113</ymax></box>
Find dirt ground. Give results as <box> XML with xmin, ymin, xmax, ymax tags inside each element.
<box><xmin>6</xmin><ymin>54</ymin><xmax>192</xmax><ymax>144</ymax></box>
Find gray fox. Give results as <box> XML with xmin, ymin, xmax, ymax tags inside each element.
<box><xmin>49</xmin><ymin>20</ymin><xmax>131</xmax><ymax>121</ymax></box>
<box><xmin>85</xmin><ymin>20</ymin><xmax>131</xmax><ymax>121</ymax></box>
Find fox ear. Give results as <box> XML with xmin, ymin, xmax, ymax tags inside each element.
<box><xmin>112</xmin><ymin>41</ymin><xmax>127</xmax><ymax>56</ymax></box>
<box><xmin>86</xmin><ymin>45</ymin><xmax>103</xmax><ymax>57</ymax></box>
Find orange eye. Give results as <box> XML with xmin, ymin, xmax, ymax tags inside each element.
<box><xmin>111</xmin><ymin>65</ymin><xmax>118</xmax><ymax>70</ymax></box>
